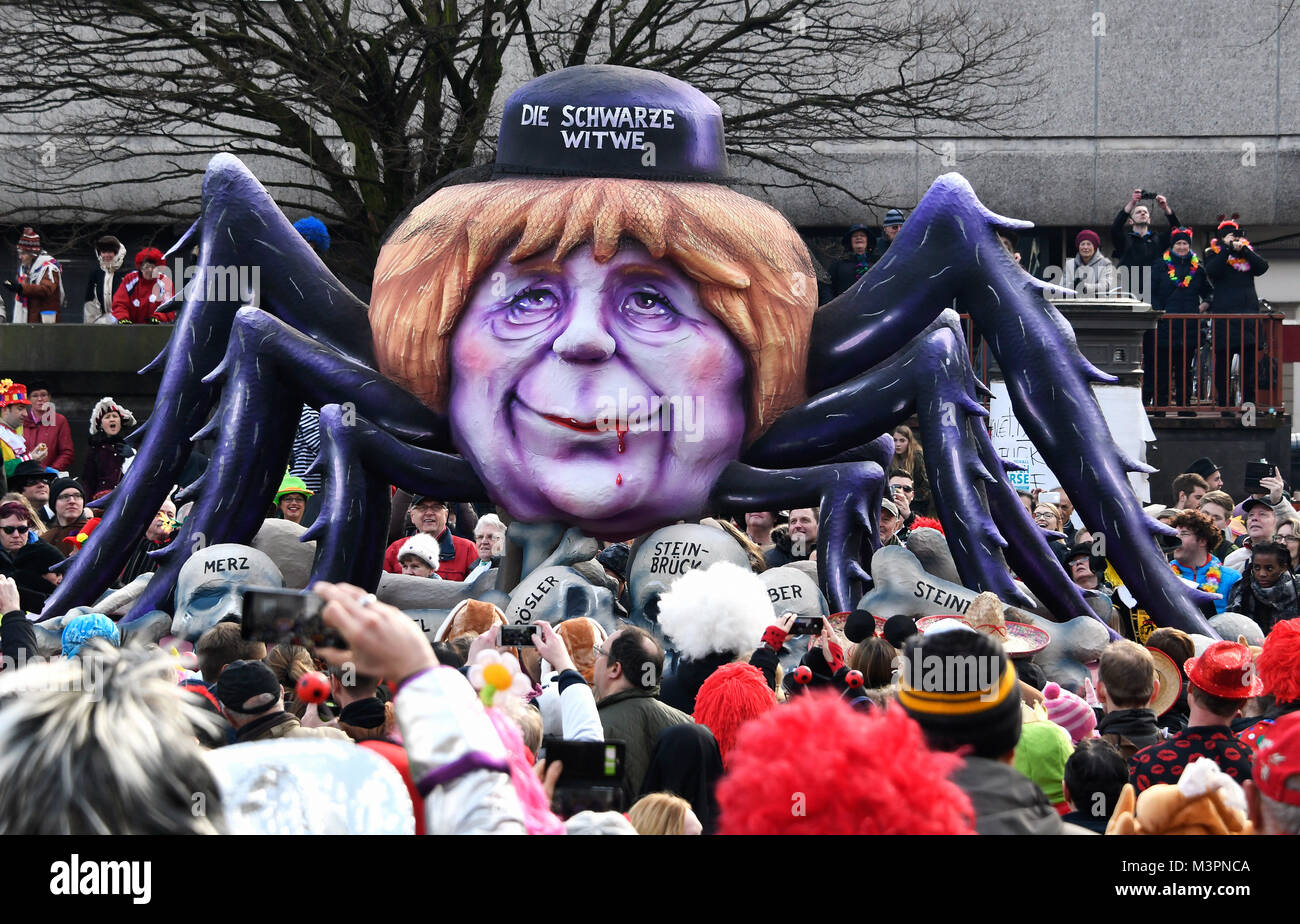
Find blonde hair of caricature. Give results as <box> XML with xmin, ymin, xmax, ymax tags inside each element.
<box><xmin>370</xmin><ymin>177</ymin><xmax>817</xmax><ymax>444</ymax></box>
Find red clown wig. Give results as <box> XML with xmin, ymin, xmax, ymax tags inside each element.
<box><xmin>717</xmin><ymin>693</ymin><xmax>976</xmax><ymax>835</ymax></box>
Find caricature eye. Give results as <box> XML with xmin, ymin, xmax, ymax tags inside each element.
<box><xmin>491</xmin><ymin>287</ymin><xmax>562</xmax><ymax>339</ymax></box>
<box><xmin>621</xmin><ymin>289</ymin><xmax>679</xmax><ymax>331</ymax></box>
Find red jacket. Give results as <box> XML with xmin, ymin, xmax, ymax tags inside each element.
<box><xmin>383</xmin><ymin>528</ymin><xmax>478</xmax><ymax>581</ymax></box>
<box><xmin>21</xmin><ymin>407</ymin><xmax>74</xmax><ymax>471</ymax></box>
<box><xmin>112</xmin><ymin>271</ymin><xmax>175</xmax><ymax>323</ymax></box>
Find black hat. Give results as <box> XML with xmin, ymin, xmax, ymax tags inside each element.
<box><xmin>1242</xmin><ymin>497</ymin><xmax>1274</xmax><ymax>515</ymax></box>
<box><xmin>841</xmin><ymin>223</ymin><xmax>875</xmax><ymax>249</ymax></box>
<box><xmin>1216</xmin><ymin>215</ymin><xmax>1242</xmax><ymax>238</ymax></box>
<box><xmin>596</xmin><ymin>542</ymin><xmax>631</xmax><ymax>581</ymax></box>
<box><xmin>48</xmin><ymin>477</ymin><xmax>84</xmax><ymax>503</ymax></box>
<box><xmin>882</xmin><ymin>614</ymin><xmax>920</xmax><ymax>649</ymax></box>
<box><xmin>1170</xmin><ymin>226</ymin><xmax>1194</xmax><ymax>246</ymax></box>
<box><xmin>1185</xmin><ymin>457</ymin><xmax>1220</xmax><ymax>479</ymax></box>
<box><xmin>7</xmin><ymin>460</ymin><xmax>54</xmax><ymax>489</ymax></box>
<box><xmin>215</xmin><ymin>659</ymin><xmax>282</xmax><ymax>714</ymax></box>
<box><xmin>16</xmin><ymin>540</ymin><xmax>64</xmax><ymax>576</ymax></box>
<box><xmin>883</xmin><ymin>208</ymin><xmax>906</xmax><ymax>227</ymax></box>
<box><xmin>898</xmin><ymin>629</ymin><xmax>1021</xmax><ymax>760</ymax></box>
<box><xmin>408</xmin><ymin>495</ymin><xmax>447</xmax><ymax>509</ymax></box>
<box><xmin>494</xmin><ymin>65</ymin><xmax>729</xmax><ymax>183</ymax></box>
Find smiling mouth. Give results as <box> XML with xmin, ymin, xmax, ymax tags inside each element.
<box><xmin>542</xmin><ymin>414</ymin><xmax>602</xmax><ymax>433</ymax></box>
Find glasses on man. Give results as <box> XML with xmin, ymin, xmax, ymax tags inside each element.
<box><xmin>892</xmin><ymin>485</ymin><xmax>914</xmax><ymax>494</ymax></box>
<box><xmin>592</xmin><ymin>642</ymin><xmax>607</xmax><ymax>658</ymax></box>
<box><xmin>56</xmin><ymin>492</ymin><xmax>82</xmax><ymax>503</ymax></box>
<box><xmin>1</xmin><ymin>525</ymin><xmax>28</xmax><ymax>535</ymax></box>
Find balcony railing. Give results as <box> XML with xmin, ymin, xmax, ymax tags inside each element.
<box><xmin>957</xmin><ymin>312</ymin><xmax>1285</xmax><ymax>417</ymax></box>
<box><xmin>1144</xmin><ymin>313</ymin><xmax>1285</xmax><ymax>416</ymax></box>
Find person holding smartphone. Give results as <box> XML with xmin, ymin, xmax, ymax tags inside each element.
<box><xmin>1205</xmin><ymin>216</ymin><xmax>1269</xmax><ymax>406</ymax></box>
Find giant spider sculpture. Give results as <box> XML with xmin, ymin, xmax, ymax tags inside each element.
<box><xmin>42</xmin><ymin>65</ymin><xmax>1217</xmax><ymax>638</ymax></box>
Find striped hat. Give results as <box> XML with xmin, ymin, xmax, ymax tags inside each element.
<box><xmin>17</xmin><ymin>227</ymin><xmax>40</xmax><ymax>254</ymax></box>
<box><xmin>1041</xmin><ymin>681</ymin><xmax>1097</xmax><ymax>744</ymax></box>
<box><xmin>898</xmin><ymin>628</ymin><xmax>1022</xmax><ymax>760</ymax></box>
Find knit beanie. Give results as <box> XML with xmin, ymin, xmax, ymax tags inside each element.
<box><xmin>1013</xmin><ymin>718</ymin><xmax>1074</xmax><ymax>806</ymax></box>
<box><xmin>898</xmin><ymin>628</ymin><xmax>1022</xmax><ymax>760</ymax></box>
<box><xmin>1075</xmin><ymin>229</ymin><xmax>1101</xmax><ymax>249</ymax></box>
<box><xmin>17</xmin><ymin>227</ymin><xmax>41</xmax><ymax>254</ymax></box>
<box><xmin>1170</xmin><ymin>227</ymin><xmax>1193</xmax><ymax>246</ymax></box>
<box><xmin>397</xmin><ymin>532</ymin><xmax>441</xmax><ymax>572</ymax></box>
<box><xmin>1042</xmin><ymin>681</ymin><xmax>1098</xmax><ymax>743</ymax></box>
<box><xmin>693</xmin><ymin>661</ymin><xmax>776</xmax><ymax>767</ymax></box>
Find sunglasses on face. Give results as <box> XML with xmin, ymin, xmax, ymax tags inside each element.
<box><xmin>1</xmin><ymin>525</ymin><xmax>28</xmax><ymax>535</ymax></box>
<box><xmin>892</xmin><ymin>485</ymin><xmax>914</xmax><ymax>494</ymax></box>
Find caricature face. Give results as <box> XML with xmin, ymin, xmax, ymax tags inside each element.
<box><xmin>449</xmin><ymin>240</ymin><xmax>748</xmax><ymax>537</ymax></box>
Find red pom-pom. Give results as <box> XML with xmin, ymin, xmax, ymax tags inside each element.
<box><xmin>846</xmin><ymin>670</ymin><xmax>865</xmax><ymax>689</ymax></box>
<box><xmin>296</xmin><ymin>670</ymin><xmax>330</xmax><ymax>704</ymax></box>
<box><xmin>793</xmin><ymin>665</ymin><xmax>813</xmax><ymax>685</ymax></box>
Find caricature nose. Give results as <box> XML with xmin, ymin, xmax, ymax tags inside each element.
<box><xmin>552</xmin><ymin>296</ymin><xmax>615</xmax><ymax>362</ymax></box>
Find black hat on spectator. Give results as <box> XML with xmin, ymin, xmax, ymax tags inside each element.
<box><xmin>8</xmin><ymin>460</ymin><xmax>54</xmax><ymax>490</ymax></box>
<box><xmin>1216</xmin><ymin>215</ymin><xmax>1242</xmax><ymax>238</ymax></box>
<box><xmin>1186</xmin><ymin>457</ymin><xmax>1220</xmax><ymax>479</ymax></box>
<box><xmin>1170</xmin><ymin>227</ymin><xmax>1194</xmax><ymax>246</ymax></box>
<box><xmin>1242</xmin><ymin>497</ymin><xmax>1273</xmax><ymax>515</ymax></box>
<box><xmin>215</xmin><ymin>659</ymin><xmax>282</xmax><ymax>714</ymax></box>
<box><xmin>49</xmin><ymin>477</ymin><xmax>84</xmax><ymax>504</ymax></box>
<box><xmin>841</xmin><ymin>223</ymin><xmax>875</xmax><ymax>249</ymax></box>
<box><xmin>408</xmin><ymin>495</ymin><xmax>447</xmax><ymax>509</ymax></box>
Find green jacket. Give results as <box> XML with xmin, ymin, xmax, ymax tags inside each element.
<box><xmin>596</xmin><ymin>687</ymin><xmax>693</xmax><ymax>799</ymax></box>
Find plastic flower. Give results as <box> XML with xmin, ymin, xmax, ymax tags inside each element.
<box><xmin>468</xmin><ymin>649</ymin><xmax>532</xmax><ymax>706</ymax></box>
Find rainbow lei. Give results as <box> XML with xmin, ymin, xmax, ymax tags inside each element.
<box><xmin>1163</xmin><ymin>249</ymin><xmax>1199</xmax><ymax>288</ymax></box>
<box><xmin>1172</xmin><ymin>559</ymin><xmax>1221</xmax><ymax>594</ymax></box>
<box><xmin>1208</xmin><ymin>239</ymin><xmax>1253</xmax><ymax>272</ymax></box>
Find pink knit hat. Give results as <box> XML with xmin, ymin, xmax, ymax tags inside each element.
<box><xmin>1042</xmin><ymin>681</ymin><xmax>1097</xmax><ymax>744</ymax></box>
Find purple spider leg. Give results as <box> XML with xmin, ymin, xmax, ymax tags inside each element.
<box><xmin>303</xmin><ymin>403</ymin><xmax>489</xmax><ymax>589</ymax></box>
<box><xmin>749</xmin><ymin>312</ymin><xmax>1095</xmax><ymax>621</ymax></box>
<box><xmin>712</xmin><ymin>459</ymin><xmax>886</xmax><ymax>612</ymax></box>
<box><xmin>121</xmin><ymin>308</ymin><xmax>454</xmax><ymax>623</ymax></box>
<box><xmin>44</xmin><ymin>154</ymin><xmax>381</xmax><ymax>622</ymax></box>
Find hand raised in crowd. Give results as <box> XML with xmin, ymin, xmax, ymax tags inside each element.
<box><xmin>314</xmin><ymin>581</ymin><xmax>436</xmax><ymax>685</ymax></box>
<box><xmin>532</xmin><ymin>620</ymin><xmax>575</xmax><ymax>674</ymax></box>
<box><xmin>1260</xmin><ymin>467</ymin><xmax>1286</xmax><ymax>505</ymax></box>
<box><xmin>1128</xmin><ymin>187</ymin><xmax>1142</xmax><ymax>206</ymax></box>
<box><xmin>467</xmin><ymin>624</ymin><xmax>501</xmax><ymax>664</ymax></box>
<box><xmin>0</xmin><ymin>576</ymin><xmax>21</xmax><ymax>616</ymax></box>
<box><xmin>1155</xmin><ymin>194</ymin><xmax>1170</xmax><ymax>213</ymax></box>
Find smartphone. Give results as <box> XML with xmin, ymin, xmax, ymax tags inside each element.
<box><xmin>499</xmin><ymin>624</ymin><xmax>539</xmax><ymax>647</ymax></box>
<box><xmin>1244</xmin><ymin>461</ymin><xmax>1272</xmax><ymax>496</ymax></box>
<box><xmin>240</xmin><ymin>586</ymin><xmax>346</xmax><ymax>649</ymax></box>
<box><xmin>789</xmin><ymin>616</ymin><xmax>824</xmax><ymax>636</ymax></box>
<box><xmin>539</xmin><ymin>737</ymin><xmax>627</xmax><ymax>816</ymax></box>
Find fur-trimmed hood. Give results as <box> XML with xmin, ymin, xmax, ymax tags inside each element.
<box><xmin>88</xmin><ymin>396</ymin><xmax>137</xmax><ymax>436</ymax></box>
<box><xmin>96</xmin><ymin>241</ymin><xmax>127</xmax><ymax>274</ymax></box>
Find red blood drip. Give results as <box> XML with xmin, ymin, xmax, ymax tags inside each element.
<box><xmin>616</xmin><ymin>424</ymin><xmax>627</xmax><ymax>454</ymax></box>
<box><xmin>616</xmin><ymin>473</ymin><xmax>623</xmax><ymax>486</ymax></box>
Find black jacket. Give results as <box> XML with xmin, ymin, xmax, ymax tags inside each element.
<box><xmin>1111</xmin><ymin>208</ymin><xmax>1182</xmax><ymax>268</ymax></box>
<box><xmin>1</xmin><ymin>607</ymin><xmax>37</xmax><ymax>667</ymax></box>
<box><xmin>1097</xmin><ymin>707</ymin><xmax>1162</xmax><ymax>760</ymax></box>
<box><xmin>828</xmin><ymin>254</ymin><xmax>872</xmax><ymax>298</ymax></box>
<box><xmin>1204</xmin><ymin>242</ymin><xmax>1268</xmax><ymax>314</ymax></box>
<box><xmin>1152</xmin><ymin>249</ymin><xmax>1211</xmax><ymax>314</ymax></box>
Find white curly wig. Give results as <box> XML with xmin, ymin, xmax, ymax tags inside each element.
<box><xmin>656</xmin><ymin>560</ymin><xmax>772</xmax><ymax>661</ymax></box>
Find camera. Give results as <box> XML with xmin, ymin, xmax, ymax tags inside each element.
<box><xmin>1138</xmin><ymin>190</ymin><xmax>1157</xmax><ymax>200</ymax></box>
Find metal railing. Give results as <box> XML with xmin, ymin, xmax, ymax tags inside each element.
<box><xmin>1144</xmin><ymin>313</ymin><xmax>1285</xmax><ymax>415</ymax></box>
